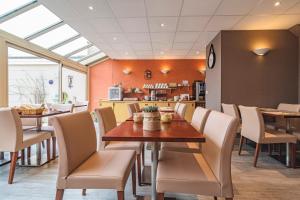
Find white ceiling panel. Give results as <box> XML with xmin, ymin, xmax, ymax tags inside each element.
<box><xmin>233</xmin><ymin>15</ymin><xmax>277</xmax><ymax>30</ymax></box>
<box><xmin>270</xmin><ymin>15</ymin><xmax>300</xmax><ymax>29</ymax></box>
<box><xmin>205</xmin><ymin>16</ymin><xmax>243</xmax><ymax>31</ymax></box>
<box><xmin>100</xmin><ymin>33</ymin><xmax>129</xmax><ymax>43</ymax></box>
<box><xmin>108</xmin><ymin>0</ymin><xmax>146</xmax><ymax>17</ymax></box>
<box><xmin>39</xmin><ymin>0</ymin><xmax>79</xmax><ymax>20</ymax></box>
<box><xmin>174</xmin><ymin>32</ymin><xmax>200</xmax><ymax>43</ymax></box>
<box><xmin>251</xmin><ymin>0</ymin><xmax>299</xmax><ymax>15</ymax></box>
<box><xmin>88</xmin><ymin>18</ymin><xmax>122</xmax><ymax>33</ymax></box>
<box><xmin>145</xmin><ymin>0</ymin><xmax>183</xmax><ymax>16</ymax></box>
<box><xmin>177</xmin><ymin>16</ymin><xmax>210</xmax><ymax>31</ymax></box>
<box><xmin>150</xmin><ymin>32</ymin><xmax>175</xmax><ymax>43</ymax></box>
<box><xmin>148</xmin><ymin>17</ymin><xmax>178</xmax><ymax>32</ymax></box>
<box><xmin>152</xmin><ymin>42</ymin><xmax>173</xmax><ymax>51</ymax></box>
<box><xmin>126</xmin><ymin>33</ymin><xmax>151</xmax><ymax>42</ymax></box>
<box><xmin>173</xmin><ymin>42</ymin><xmax>194</xmax><ymax>50</ymax></box>
<box><xmin>216</xmin><ymin>0</ymin><xmax>260</xmax><ymax>15</ymax></box>
<box><xmin>68</xmin><ymin>0</ymin><xmax>114</xmax><ymax>18</ymax></box>
<box><xmin>135</xmin><ymin>50</ymin><xmax>153</xmax><ymax>56</ymax></box>
<box><xmin>131</xmin><ymin>42</ymin><xmax>152</xmax><ymax>51</ymax></box>
<box><xmin>181</xmin><ymin>0</ymin><xmax>222</xmax><ymax>16</ymax></box>
<box><xmin>118</xmin><ymin>18</ymin><xmax>148</xmax><ymax>33</ymax></box>
<box><xmin>286</xmin><ymin>2</ymin><xmax>300</xmax><ymax>14</ymax></box>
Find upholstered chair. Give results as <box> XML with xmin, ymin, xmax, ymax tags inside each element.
<box><xmin>222</xmin><ymin>103</ymin><xmax>241</xmax><ymax>132</ymax></box>
<box><xmin>127</xmin><ymin>103</ymin><xmax>137</xmax><ymax>117</ymax></box>
<box><xmin>161</xmin><ymin>107</ymin><xmax>211</xmax><ymax>153</ymax></box>
<box><xmin>0</xmin><ymin>108</ymin><xmax>52</xmax><ymax>184</ymax></box>
<box><xmin>177</xmin><ymin>103</ymin><xmax>187</xmax><ymax>118</ymax></box>
<box><xmin>95</xmin><ymin>107</ymin><xmax>144</xmax><ymax>186</ymax></box>
<box><xmin>51</xmin><ymin>111</ymin><xmax>136</xmax><ymax>200</ymax></box>
<box><xmin>73</xmin><ymin>101</ymin><xmax>89</xmax><ymax>113</ymax></box>
<box><xmin>238</xmin><ymin>106</ymin><xmax>297</xmax><ymax>167</ymax></box>
<box><xmin>134</xmin><ymin>103</ymin><xmax>141</xmax><ymax>112</ymax></box>
<box><xmin>157</xmin><ymin>111</ymin><xmax>239</xmax><ymax>200</ymax></box>
<box><xmin>174</xmin><ymin>102</ymin><xmax>180</xmax><ymax>112</ymax></box>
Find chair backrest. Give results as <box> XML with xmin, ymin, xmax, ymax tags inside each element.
<box><xmin>134</xmin><ymin>103</ymin><xmax>141</xmax><ymax>112</ymax></box>
<box><xmin>222</xmin><ymin>103</ymin><xmax>241</xmax><ymax>121</ymax></box>
<box><xmin>174</xmin><ymin>102</ymin><xmax>180</xmax><ymax>112</ymax></box>
<box><xmin>0</xmin><ymin>108</ymin><xmax>24</xmax><ymax>152</ymax></box>
<box><xmin>73</xmin><ymin>101</ymin><xmax>89</xmax><ymax>113</ymax></box>
<box><xmin>238</xmin><ymin>105</ymin><xmax>264</xmax><ymax>143</ymax></box>
<box><xmin>202</xmin><ymin>111</ymin><xmax>238</xmax><ymax>197</ymax></box>
<box><xmin>51</xmin><ymin>111</ymin><xmax>97</xmax><ymax>179</ymax></box>
<box><xmin>52</xmin><ymin>103</ymin><xmax>74</xmax><ymax>112</ymax></box>
<box><xmin>190</xmin><ymin>107</ymin><xmax>210</xmax><ymax>132</ymax></box>
<box><xmin>127</xmin><ymin>103</ymin><xmax>137</xmax><ymax>117</ymax></box>
<box><xmin>277</xmin><ymin>103</ymin><xmax>300</xmax><ymax>112</ymax></box>
<box><xmin>177</xmin><ymin>103</ymin><xmax>187</xmax><ymax>118</ymax></box>
<box><xmin>95</xmin><ymin>107</ymin><xmax>117</xmax><ymax>135</ymax></box>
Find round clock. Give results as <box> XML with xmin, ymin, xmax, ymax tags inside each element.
<box><xmin>207</xmin><ymin>44</ymin><xmax>216</xmax><ymax>69</ymax></box>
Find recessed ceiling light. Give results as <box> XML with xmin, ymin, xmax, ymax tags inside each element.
<box><xmin>274</xmin><ymin>1</ymin><xmax>280</xmax><ymax>7</ymax></box>
<box><xmin>113</xmin><ymin>37</ymin><xmax>117</xmax><ymax>41</ymax></box>
<box><xmin>125</xmin><ymin>52</ymin><xmax>128</xmax><ymax>55</ymax></box>
<box><xmin>196</xmin><ymin>51</ymin><xmax>200</xmax><ymax>54</ymax></box>
<box><xmin>88</xmin><ymin>6</ymin><xmax>94</xmax><ymax>10</ymax></box>
<box><xmin>160</xmin><ymin>51</ymin><xmax>164</xmax><ymax>55</ymax></box>
<box><xmin>160</xmin><ymin>23</ymin><xmax>165</xmax><ymax>27</ymax></box>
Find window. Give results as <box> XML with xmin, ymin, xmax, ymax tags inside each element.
<box><xmin>0</xmin><ymin>5</ymin><xmax>61</xmax><ymax>38</ymax></box>
<box><xmin>69</xmin><ymin>46</ymin><xmax>100</xmax><ymax>61</ymax></box>
<box><xmin>30</xmin><ymin>24</ymin><xmax>78</xmax><ymax>48</ymax></box>
<box><xmin>0</xmin><ymin>0</ymin><xmax>34</xmax><ymax>17</ymax></box>
<box><xmin>80</xmin><ymin>52</ymin><xmax>106</xmax><ymax>65</ymax></box>
<box><xmin>52</xmin><ymin>37</ymin><xmax>90</xmax><ymax>56</ymax></box>
<box><xmin>8</xmin><ymin>47</ymin><xmax>60</xmax><ymax>106</ymax></box>
<box><xmin>62</xmin><ymin>67</ymin><xmax>87</xmax><ymax>102</ymax></box>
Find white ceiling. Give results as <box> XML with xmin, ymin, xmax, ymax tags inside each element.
<box><xmin>39</xmin><ymin>0</ymin><xmax>300</xmax><ymax>60</ymax></box>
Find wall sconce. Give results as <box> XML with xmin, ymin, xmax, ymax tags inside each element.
<box><xmin>122</xmin><ymin>69</ymin><xmax>131</xmax><ymax>75</ymax></box>
<box><xmin>252</xmin><ymin>48</ymin><xmax>270</xmax><ymax>56</ymax></box>
<box><xmin>198</xmin><ymin>68</ymin><xmax>206</xmax><ymax>74</ymax></box>
<box><xmin>161</xmin><ymin>69</ymin><xmax>170</xmax><ymax>74</ymax></box>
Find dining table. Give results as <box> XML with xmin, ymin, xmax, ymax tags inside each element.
<box><xmin>126</xmin><ymin>113</ymin><xmax>185</xmax><ymax>122</ymax></box>
<box><xmin>260</xmin><ymin>108</ymin><xmax>300</xmax><ymax>167</ymax></box>
<box><xmin>18</xmin><ymin>110</ymin><xmax>70</xmax><ymax>166</ymax></box>
<box><xmin>102</xmin><ymin>119</ymin><xmax>205</xmax><ymax>200</ymax></box>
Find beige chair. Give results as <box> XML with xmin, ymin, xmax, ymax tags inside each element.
<box><xmin>177</xmin><ymin>103</ymin><xmax>187</xmax><ymax>118</ymax></box>
<box><xmin>222</xmin><ymin>103</ymin><xmax>241</xmax><ymax>132</ymax></box>
<box><xmin>0</xmin><ymin>108</ymin><xmax>52</xmax><ymax>184</ymax></box>
<box><xmin>174</xmin><ymin>102</ymin><xmax>180</xmax><ymax>112</ymax></box>
<box><xmin>95</xmin><ymin>107</ymin><xmax>144</xmax><ymax>186</ymax></box>
<box><xmin>51</xmin><ymin>111</ymin><xmax>136</xmax><ymax>200</ymax></box>
<box><xmin>127</xmin><ymin>103</ymin><xmax>137</xmax><ymax>117</ymax></box>
<box><xmin>157</xmin><ymin>111</ymin><xmax>239</xmax><ymax>200</ymax></box>
<box><xmin>238</xmin><ymin>105</ymin><xmax>297</xmax><ymax>167</ymax></box>
<box><xmin>73</xmin><ymin>101</ymin><xmax>89</xmax><ymax>113</ymax></box>
<box><xmin>161</xmin><ymin>107</ymin><xmax>211</xmax><ymax>153</ymax></box>
<box><xmin>133</xmin><ymin>103</ymin><xmax>141</xmax><ymax>112</ymax></box>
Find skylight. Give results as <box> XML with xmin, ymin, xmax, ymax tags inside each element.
<box><xmin>0</xmin><ymin>5</ymin><xmax>61</xmax><ymax>38</ymax></box>
<box><xmin>69</xmin><ymin>46</ymin><xmax>100</xmax><ymax>61</ymax></box>
<box><xmin>80</xmin><ymin>52</ymin><xmax>106</xmax><ymax>65</ymax></box>
<box><xmin>52</xmin><ymin>37</ymin><xmax>90</xmax><ymax>56</ymax></box>
<box><xmin>30</xmin><ymin>24</ymin><xmax>78</xmax><ymax>48</ymax></box>
<box><xmin>0</xmin><ymin>0</ymin><xmax>34</xmax><ymax>17</ymax></box>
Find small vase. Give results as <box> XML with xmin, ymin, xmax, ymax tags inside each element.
<box><xmin>143</xmin><ymin>112</ymin><xmax>161</xmax><ymax>131</ymax></box>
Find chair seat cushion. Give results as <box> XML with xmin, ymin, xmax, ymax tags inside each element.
<box><xmin>105</xmin><ymin>141</ymin><xmax>143</xmax><ymax>154</ymax></box>
<box><xmin>22</xmin><ymin>131</ymin><xmax>52</xmax><ymax>149</ymax></box>
<box><xmin>63</xmin><ymin>150</ymin><xmax>136</xmax><ymax>190</ymax></box>
<box><xmin>157</xmin><ymin>151</ymin><xmax>220</xmax><ymax>196</ymax></box>
<box><xmin>161</xmin><ymin>142</ymin><xmax>201</xmax><ymax>153</ymax></box>
<box><xmin>262</xmin><ymin>130</ymin><xmax>297</xmax><ymax>144</ymax></box>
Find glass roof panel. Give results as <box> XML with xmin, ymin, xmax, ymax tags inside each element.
<box><xmin>30</xmin><ymin>24</ymin><xmax>78</xmax><ymax>48</ymax></box>
<box><xmin>52</xmin><ymin>37</ymin><xmax>90</xmax><ymax>56</ymax></box>
<box><xmin>0</xmin><ymin>0</ymin><xmax>34</xmax><ymax>17</ymax></box>
<box><xmin>80</xmin><ymin>52</ymin><xmax>106</xmax><ymax>65</ymax></box>
<box><xmin>0</xmin><ymin>5</ymin><xmax>61</xmax><ymax>38</ymax></box>
<box><xmin>69</xmin><ymin>46</ymin><xmax>100</xmax><ymax>61</ymax></box>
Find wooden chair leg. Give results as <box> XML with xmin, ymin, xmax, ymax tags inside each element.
<box><xmin>225</xmin><ymin>198</ymin><xmax>233</xmax><ymax>200</ymax></box>
<box><xmin>27</xmin><ymin>146</ymin><xmax>31</xmax><ymax>165</ymax></box>
<box><xmin>117</xmin><ymin>191</ymin><xmax>124</xmax><ymax>200</ymax></box>
<box><xmin>21</xmin><ymin>149</ymin><xmax>25</xmax><ymax>165</ymax></box>
<box><xmin>238</xmin><ymin>136</ymin><xmax>244</xmax><ymax>155</ymax></box>
<box><xmin>46</xmin><ymin>139</ymin><xmax>51</xmax><ymax>161</ymax></box>
<box><xmin>214</xmin><ymin>197</ymin><xmax>217</xmax><ymax>200</ymax></box>
<box><xmin>82</xmin><ymin>189</ymin><xmax>86</xmax><ymax>196</ymax></box>
<box><xmin>291</xmin><ymin>143</ymin><xmax>296</xmax><ymax>168</ymax></box>
<box><xmin>8</xmin><ymin>152</ymin><xmax>18</xmax><ymax>184</ymax></box>
<box><xmin>142</xmin><ymin>144</ymin><xmax>145</xmax><ymax>167</ymax></box>
<box><xmin>137</xmin><ymin>153</ymin><xmax>142</xmax><ymax>186</ymax></box>
<box><xmin>131</xmin><ymin>162</ymin><xmax>136</xmax><ymax>196</ymax></box>
<box><xmin>254</xmin><ymin>143</ymin><xmax>261</xmax><ymax>167</ymax></box>
<box><xmin>52</xmin><ymin>137</ymin><xmax>56</xmax><ymax>159</ymax></box>
<box><xmin>55</xmin><ymin>189</ymin><xmax>64</xmax><ymax>200</ymax></box>
<box><xmin>157</xmin><ymin>193</ymin><xmax>164</xmax><ymax>200</ymax></box>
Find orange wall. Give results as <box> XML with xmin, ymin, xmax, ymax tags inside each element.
<box><xmin>89</xmin><ymin>59</ymin><xmax>206</xmax><ymax>110</ymax></box>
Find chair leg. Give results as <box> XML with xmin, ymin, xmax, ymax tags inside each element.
<box><xmin>142</xmin><ymin>144</ymin><xmax>145</xmax><ymax>167</ymax></box>
<box><xmin>291</xmin><ymin>143</ymin><xmax>296</xmax><ymax>168</ymax></box>
<box><xmin>117</xmin><ymin>191</ymin><xmax>124</xmax><ymax>200</ymax></box>
<box><xmin>82</xmin><ymin>189</ymin><xmax>86</xmax><ymax>196</ymax></box>
<box><xmin>21</xmin><ymin>149</ymin><xmax>25</xmax><ymax>165</ymax></box>
<box><xmin>8</xmin><ymin>152</ymin><xmax>18</xmax><ymax>184</ymax></box>
<box><xmin>238</xmin><ymin>136</ymin><xmax>244</xmax><ymax>155</ymax></box>
<box><xmin>55</xmin><ymin>189</ymin><xmax>64</xmax><ymax>200</ymax></box>
<box><xmin>268</xmin><ymin>144</ymin><xmax>272</xmax><ymax>156</ymax></box>
<box><xmin>46</xmin><ymin>139</ymin><xmax>51</xmax><ymax>161</ymax></box>
<box><xmin>225</xmin><ymin>198</ymin><xmax>233</xmax><ymax>200</ymax></box>
<box><xmin>52</xmin><ymin>137</ymin><xmax>56</xmax><ymax>159</ymax></box>
<box><xmin>157</xmin><ymin>193</ymin><xmax>164</xmax><ymax>200</ymax></box>
<box><xmin>0</xmin><ymin>152</ymin><xmax>4</xmax><ymax>159</ymax></box>
<box><xmin>254</xmin><ymin>143</ymin><xmax>261</xmax><ymax>167</ymax></box>
<box><xmin>137</xmin><ymin>153</ymin><xmax>142</xmax><ymax>186</ymax></box>
<box><xmin>214</xmin><ymin>197</ymin><xmax>217</xmax><ymax>200</ymax></box>
<box><xmin>131</xmin><ymin>162</ymin><xmax>136</xmax><ymax>196</ymax></box>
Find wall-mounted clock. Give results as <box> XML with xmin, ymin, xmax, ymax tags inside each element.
<box><xmin>207</xmin><ymin>44</ymin><xmax>216</xmax><ymax>69</ymax></box>
<box><xmin>144</xmin><ymin>69</ymin><xmax>152</xmax><ymax>80</ymax></box>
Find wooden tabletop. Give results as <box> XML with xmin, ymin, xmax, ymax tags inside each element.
<box><xmin>260</xmin><ymin>108</ymin><xmax>300</xmax><ymax>118</ymax></box>
<box><xmin>19</xmin><ymin>110</ymin><xmax>70</xmax><ymax>118</ymax></box>
<box><xmin>102</xmin><ymin>121</ymin><xmax>205</xmax><ymax>142</ymax></box>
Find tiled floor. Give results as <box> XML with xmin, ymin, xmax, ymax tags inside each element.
<box><xmin>0</xmin><ymin>142</ymin><xmax>300</xmax><ymax>200</ymax></box>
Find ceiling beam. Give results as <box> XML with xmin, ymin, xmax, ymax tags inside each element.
<box><xmin>48</xmin><ymin>34</ymin><xmax>81</xmax><ymax>51</ymax></box>
<box><xmin>65</xmin><ymin>44</ymin><xmax>93</xmax><ymax>58</ymax></box>
<box><xmin>25</xmin><ymin>21</ymin><xmax>65</xmax><ymax>41</ymax></box>
<box><xmin>78</xmin><ymin>51</ymin><xmax>102</xmax><ymax>63</ymax></box>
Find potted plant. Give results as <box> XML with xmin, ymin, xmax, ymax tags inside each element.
<box><xmin>142</xmin><ymin>106</ymin><xmax>161</xmax><ymax>131</ymax></box>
